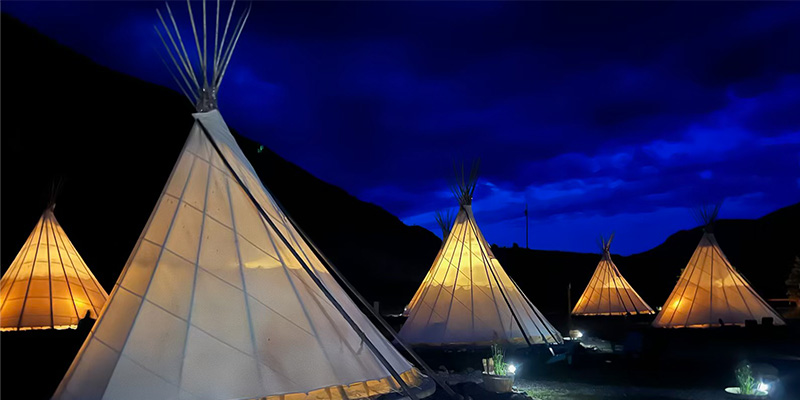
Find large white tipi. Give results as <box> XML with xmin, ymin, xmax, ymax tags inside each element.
<box><xmin>399</xmin><ymin>164</ymin><xmax>562</xmax><ymax>347</ymax></box>
<box><xmin>1</xmin><ymin>205</ymin><xmax>108</xmax><ymax>331</ymax></box>
<box><xmin>571</xmin><ymin>235</ymin><xmax>654</xmax><ymax>316</ymax></box>
<box><xmin>652</xmin><ymin>205</ymin><xmax>785</xmax><ymax>328</ymax></box>
<box><xmin>52</xmin><ymin>3</ymin><xmax>424</xmax><ymax>399</ymax></box>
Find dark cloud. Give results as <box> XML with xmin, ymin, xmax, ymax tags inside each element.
<box><xmin>5</xmin><ymin>1</ymin><xmax>800</xmax><ymax>254</ymax></box>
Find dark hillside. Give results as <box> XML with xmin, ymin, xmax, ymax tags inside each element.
<box><xmin>494</xmin><ymin>203</ymin><xmax>800</xmax><ymax>322</ymax></box>
<box><xmin>0</xmin><ymin>13</ymin><xmax>441</xmax><ymax>314</ymax></box>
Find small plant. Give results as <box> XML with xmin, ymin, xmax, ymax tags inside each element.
<box><xmin>736</xmin><ymin>363</ymin><xmax>756</xmax><ymax>395</ymax></box>
<box><xmin>491</xmin><ymin>343</ymin><xmax>508</xmax><ymax>376</ymax></box>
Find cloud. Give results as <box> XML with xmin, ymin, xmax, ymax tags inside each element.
<box><xmin>5</xmin><ymin>1</ymin><xmax>800</xmax><ymax>254</ymax></box>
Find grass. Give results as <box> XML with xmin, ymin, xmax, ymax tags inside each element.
<box><xmin>522</xmin><ymin>387</ymin><xmax>569</xmax><ymax>400</ymax></box>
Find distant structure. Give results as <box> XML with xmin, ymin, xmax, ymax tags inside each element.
<box><xmin>571</xmin><ymin>234</ymin><xmax>654</xmax><ymax>316</ymax></box>
<box><xmin>52</xmin><ymin>2</ymin><xmax>423</xmax><ymax>399</ymax></box>
<box><xmin>0</xmin><ymin>205</ymin><xmax>108</xmax><ymax>331</ymax></box>
<box><xmin>399</xmin><ymin>161</ymin><xmax>562</xmax><ymax>346</ymax></box>
<box><xmin>652</xmin><ymin>204</ymin><xmax>785</xmax><ymax>328</ymax></box>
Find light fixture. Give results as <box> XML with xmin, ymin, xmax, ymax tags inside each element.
<box><xmin>757</xmin><ymin>382</ymin><xmax>769</xmax><ymax>393</ymax></box>
<box><xmin>507</xmin><ymin>364</ymin><xmax>517</xmax><ymax>374</ymax></box>
<box><xmin>576</xmin><ymin>330</ymin><xmax>583</xmax><ymax>338</ymax></box>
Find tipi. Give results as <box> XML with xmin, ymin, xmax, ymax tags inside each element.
<box><xmin>652</xmin><ymin>205</ymin><xmax>785</xmax><ymax>328</ymax></box>
<box><xmin>398</xmin><ymin>163</ymin><xmax>562</xmax><ymax>346</ymax></box>
<box><xmin>52</xmin><ymin>3</ymin><xmax>423</xmax><ymax>399</ymax></box>
<box><xmin>571</xmin><ymin>234</ymin><xmax>654</xmax><ymax>316</ymax></box>
<box><xmin>1</xmin><ymin>205</ymin><xmax>108</xmax><ymax>331</ymax></box>
<box><xmin>403</xmin><ymin>210</ymin><xmax>456</xmax><ymax>317</ymax></box>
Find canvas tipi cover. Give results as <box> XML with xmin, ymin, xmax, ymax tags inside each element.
<box><xmin>571</xmin><ymin>236</ymin><xmax>653</xmax><ymax>316</ymax></box>
<box><xmin>1</xmin><ymin>207</ymin><xmax>109</xmax><ymax>331</ymax></box>
<box><xmin>403</xmin><ymin>210</ymin><xmax>455</xmax><ymax>317</ymax></box>
<box><xmin>52</xmin><ymin>4</ymin><xmax>421</xmax><ymax>400</ymax></box>
<box><xmin>653</xmin><ymin>207</ymin><xmax>784</xmax><ymax>328</ymax></box>
<box><xmin>399</xmin><ymin>167</ymin><xmax>562</xmax><ymax>346</ymax></box>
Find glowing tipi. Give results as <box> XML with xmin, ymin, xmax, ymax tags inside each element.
<box><xmin>1</xmin><ymin>205</ymin><xmax>108</xmax><ymax>331</ymax></box>
<box><xmin>52</xmin><ymin>3</ymin><xmax>423</xmax><ymax>399</ymax></box>
<box><xmin>652</xmin><ymin>205</ymin><xmax>785</xmax><ymax>328</ymax></box>
<box><xmin>571</xmin><ymin>234</ymin><xmax>654</xmax><ymax>316</ymax></box>
<box><xmin>399</xmin><ymin>163</ymin><xmax>562</xmax><ymax>346</ymax></box>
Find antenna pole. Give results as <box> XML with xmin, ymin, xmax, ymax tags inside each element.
<box><xmin>524</xmin><ymin>202</ymin><xmax>529</xmax><ymax>249</ymax></box>
<box><xmin>567</xmin><ymin>283</ymin><xmax>572</xmax><ymax>331</ymax></box>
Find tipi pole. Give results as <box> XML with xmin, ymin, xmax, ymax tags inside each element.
<box><xmin>610</xmin><ymin>260</ymin><xmax>637</xmax><ymax>314</ymax></box>
<box><xmin>465</xmin><ymin>217</ymin><xmax>534</xmax><ymax>347</ymax></box>
<box><xmin>607</xmin><ymin>259</ymin><xmax>630</xmax><ymax>315</ymax></box>
<box><xmin>717</xmin><ymin>244</ymin><xmax>782</xmax><ymax>317</ymax></box>
<box><xmin>14</xmin><ymin>219</ymin><xmax>47</xmax><ymax>329</ymax></box>
<box><xmin>507</xmin><ymin>273</ymin><xmax>561</xmax><ymax>344</ymax></box>
<box><xmin>567</xmin><ymin>283</ymin><xmax>572</xmax><ymax>331</ymax></box>
<box><xmin>262</xmin><ymin>179</ymin><xmax>459</xmax><ymax>399</ymax></box>
<box><xmin>47</xmin><ymin>217</ymin><xmax>82</xmax><ymax>326</ymax></box>
<box><xmin>196</xmin><ymin>122</ymin><xmax>419</xmax><ymax>400</ymax></box>
<box><xmin>602</xmin><ymin>235</ymin><xmax>635</xmax><ymax>315</ymax></box>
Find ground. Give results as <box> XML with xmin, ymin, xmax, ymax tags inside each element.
<box><xmin>431</xmin><ymin>370</ymin><xmax>728</xmax><ymax>400</ymax></box>
<box><xmin>415</xmin><ymin>324</ymin><xmax>800</xmax><ymax>400</ymax></box>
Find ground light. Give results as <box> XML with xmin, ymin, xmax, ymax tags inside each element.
<box><xmin>568</xmin><ymin>329</ymin><xmax>584</xmax><ymax>339</ymax></box>
<box><xmin>507</xmin><ymin>364</ymin><xmax>517</xmax><ymax>374</ymax></box>
<box><xmin>757</xmin><ymin>382</ymin><xmax>769</xmax><ymax>393</ymax></box>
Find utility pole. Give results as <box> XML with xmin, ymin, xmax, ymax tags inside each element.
<box><xmin>567</xmin><ymin>283</ymin><xmax>572</xmax><ymax>330</ymax></box>
<box><xmin>524</xmin><ymin>202</ymin><xmax>529</xmax><ymax>249</ymax></box>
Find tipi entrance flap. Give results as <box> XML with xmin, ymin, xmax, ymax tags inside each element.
<box><xmin>52</xmin><ymin>112</ymin><xmax>421</xmax><ymax>400</ymax></box>
<box><xmin>1</xmin><ymin>209</ymin><xmax>109</xmax><ymax>331</ymax></box>
<box><xmin>652</xmin><ymin>232</ymin><xmax>785</xmax><ymax>328</ymax></box>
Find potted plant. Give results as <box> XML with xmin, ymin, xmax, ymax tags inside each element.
<box><xmin>724</xmin><ymin>364</ymin><xmax>769</xmax><ymax>398</ymax></box>
<box><xmin>481</xmin><ymin>344</ymin><xmax>516</xmax><ymax>393</ymax></box>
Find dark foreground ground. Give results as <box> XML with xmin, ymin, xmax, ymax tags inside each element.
<box><xmin>3</xmin><ymin>318</ymin><xmax>800</xmax><ymax>399</ymax></box>
<box><xmin>416</xmin><ymin>319</ymin><xmax>800</xmax><ymax>400</ymax></box>
<box><xmin>430</xmin><ymin>371</ymin><xmax>729</xmax><ymax>400</ymax></box>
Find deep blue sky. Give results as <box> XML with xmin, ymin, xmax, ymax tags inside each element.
<box><xmin>5</xmin><ymin>2</ymin><xmax>800</xmax><ymax>255</ymax></box>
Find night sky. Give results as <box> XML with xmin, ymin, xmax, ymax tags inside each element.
<box><xmin>5</xmin><ymin>2</ymin><xmax>800</xmax><ymax>255</ymax></box>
